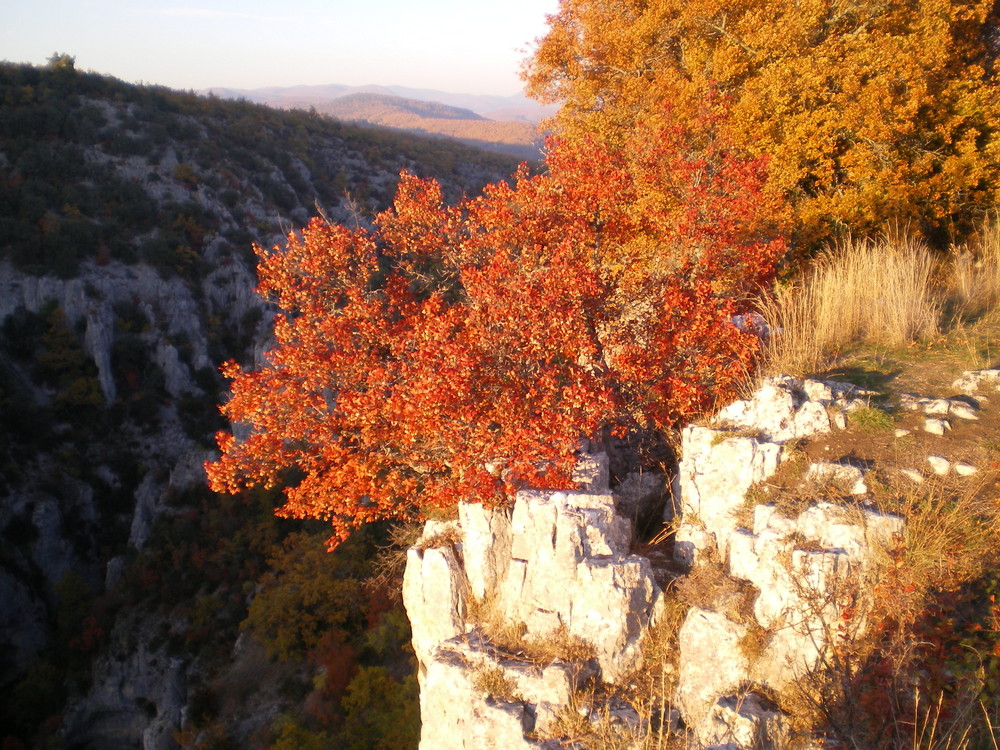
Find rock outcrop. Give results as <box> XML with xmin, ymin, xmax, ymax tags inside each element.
<box><xmin>672</xmin><ymin>377</ymin><xmax>907</xmax><ymax>744</ymax></box>
<box><xmin>62</xmin><ymin>611</ymin><xmax>187</xmax><ymax>750</ymax></box>
<box><xmin>403</xmin><ymin>453</ymin><xmax>662</xmax><ymax>748</ymax></box>
<box><xmin>401</xmin><ymin>370</ymin><xmax>1000</xmax><ymax>748</ymax></box>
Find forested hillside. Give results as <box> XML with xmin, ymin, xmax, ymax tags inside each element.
<box><xmin>0</xmin><ymin>57</ymin><xmax>521</xmax><ymax>750</ymax></box>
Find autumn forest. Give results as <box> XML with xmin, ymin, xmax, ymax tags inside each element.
<box><xmin>2</xmin><ymin>0</ymin><xmax>1000</xmax><ymax>748</ymax></box>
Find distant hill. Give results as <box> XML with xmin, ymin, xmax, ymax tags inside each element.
<box><xmin>205</xmin><ymin>83</ymin><xmax>555</xmax><ymax>160</ymax></box>
<box><xmin>322</xmin><ymin>92</ymin><xmax>486</xmax><ymax>122</ymax></box>
<box><xmin>309</xmin><ymin>92</ymin><xmax>542</xmax><ymax>161</ymax></box>
<box><xmin>206</xmin><ymin>83</ymin><xmax>557</xmax><ymax>122</ymax></box>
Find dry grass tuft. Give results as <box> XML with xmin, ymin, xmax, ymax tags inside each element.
<box><xmin>674</xmin><ymin>560</ymin><xmax>757</xmax><ymax>624</ymax></box>
<box><xmin>466</xmin><ymin>593</ymin><xmax>596</xmax><ymax>664</ymax></box>
<box><xmin>760</xmin><ymin>219</ymin><xmax>1000</xmax><ymax>379</ymax></box>
<box><xmin>763</xmin><ymin>234</ymin><xmax>941</xmax><ymax>375</ymax></box>
<box><xmin>415</xmin><ymin>525</ymin><xmax>463</xmax><ymax>550</ymax></box>
<box><xmin>950</xmin><ymin>217</ymin><xmax>1000</xmax><ymax>321</ymax></box>
<box><xmin>471</xmin><ymin>664</ymin><xmax>523</xmax><ymax>702</ymax></box>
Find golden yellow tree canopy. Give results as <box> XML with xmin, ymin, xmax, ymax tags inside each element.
<box><xmin>525</xmin><ymin>0</ymin><xmax>1000</xmax><ymax>245</ymax></box>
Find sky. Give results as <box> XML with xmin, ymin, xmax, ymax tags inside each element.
<box><xmin>0</xmin><ymin>0</ymin><xmax>559</xmax><ymax>96</ymax></box>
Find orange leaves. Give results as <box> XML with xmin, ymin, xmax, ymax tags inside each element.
<box><xmin>528</xmin><ymin>0</ymin><xmax>1000</xmax><ymax>245</ymax></box>
<box><xmin>206</xmin><ymin>121</ymin><xmax>784</xmax><ymax>548</ymax></box>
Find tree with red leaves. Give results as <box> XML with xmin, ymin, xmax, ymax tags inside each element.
<box><xmin>206</xmin><ymin>116</ymin><xmax>785</xmax><ymax>548</ymax></box>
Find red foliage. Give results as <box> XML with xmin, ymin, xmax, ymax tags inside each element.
<box><xmin>306</xmin><ymin>631</ymin><xmax>358</xmax><ymax>727</ymax></box>
<box><xmin>68</xmin><ymin>615</ymin><xmax>105</xmax><ymax>653</ymax></box>
<box><xmin>206</xmin><ymin>117</ymin><xmax>784</xmax><ymax>547</ymax></box>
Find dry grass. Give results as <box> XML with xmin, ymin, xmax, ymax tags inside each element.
<box><xmin>763</xmin><ymin>234</ymin><xmax>941</xmax><ymax>375</ymax></box>
<box><xmin>466</xmin><ymin>593</ymin><xmax>596</xmax><ymax>664</ymax></box>
<box><xmin>673</xmin><ymin>559</ymin><xmax>756</xmax><ymax>623</ymax></box>
<box><xmin>911</xmin><ymin>691</ymin><xmax>1000</xmax><ymax>750</ymax></box>
<box><xmin>471</xmin><ymin>664</ymin><xmax>523</xmax><ymax>702</ymax></box>
<box><xmin>950</xmin><ymin>218</ymin><xmax>1000</xmax><ymax>322</ymax></box>
<box><xmin>762</xmin><ymin>220</ymin><xmax>1000</xmax><ymax>379</ymax></box>
<box><xmin>891</xmin><ymin>478</ymin><xmax>1000</xmax><ymax>619</ymax></box>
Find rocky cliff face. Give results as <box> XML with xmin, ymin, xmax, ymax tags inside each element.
<box><xmin>0</xmin><ymin>255</ymin><xmax>250</xmax><ymax>750</ymax></box>
<box><xmin>0</xmin><ymin>61</ymin><xmax>524</xmax><ymax>749</ymax></box>
<box><xmin>403</xmin><ymin>371</ymin><xmax>1000</xmax><ymax>748</ymax></box>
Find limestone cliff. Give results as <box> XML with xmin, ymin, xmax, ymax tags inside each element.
<box><xmin>403</xmin><ymin>453</ymin><xmax>662</xmax><ymax>748</ymax></box>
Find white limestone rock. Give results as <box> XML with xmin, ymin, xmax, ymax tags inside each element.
<box><xmin>831</xmin><ymin>408</ymin><xmax>848</xmax><ymax>430</ymax></box>
<box><xmin>802</xmin><ymin>379</ymin><xmax>836</xmax><ymax>403</ymax></box>
<box><xmin>927</xmin><ymin>455</ymin><xmax>951</xmax><ymax>476</ymax></box>
<box><xmin>434</xmin><ymin>635</ymin><xmax>596</xmax><ymax>742</ymax></box>
<box><xmin>497</xmin><ymin>487</ymin><xmax>658</xmax><ymax>682</ymax></box>
<box><xmin>676</xmin><ymin>609</ymin><xmax>749</xmax><ymax>725</ymax></box>
<box><xmin>924</xmin><ymin>398</ymin><xmax>951</xmax><ymax>416</ymax></box>
<box><xmin>62</xmin><ymin>610</ymin><xmax>189</xmax><ymax>750</ymax></box>
<box><xmin>678</xmin><ymin>426</ymin><xmax>782</xmax><ymax>558</ymax></box>
<box><xmin>796</xmin><ymin>502</ymin><xmax>904</xmax><ymax>558</ymax></box>
<box><xmin>404</xmin><ymin>454</ymin><xmax>664</xmax><ymax>748</ymax></box>
<box><xmin>949</xmin><ymin>400</ymin><xmax>979</xmax><ymax>420</ymax></box>
<box><xmin>459</xmin><ymin>503</ymin><xmax>512</xmax><ymax>601</ymax></box>
<box><xmin>419</xmin><ymin>645</ymin><xmax>561</xmax><ymax>750</ymax></box>
<box><xmin>714</xmin><ymin>376</ymin><xmax>833</xmax><ymax>443</ymax></box>
<box><xmin>721</xmin><ymin>501</ymin><xmax>904</xmax><ymax>694</ymax></box>
<box><xmin>402</xmin><ymin>542</ymin><xmax>468</xmax><ymax>667</ymax></box>
<box><xmin>572</xmin><ymin>451</ymin><xmax>610</xmax><ymax>492</ymax></box>
<box><xmin>953</xmin><ymin>369</ymin><xmax>1000</xmax><ymax>394</ymax></box>
<box><xmin>673</xmin><ymin>522</ymin><xmax>718</xmax><ymax>568</ymax></box>
<box><xmin>924</xmin><ymin>418</ymin><xmax>951</xmax><ymax>435</ymax></box>
<box><xmin>841</xmin><ymin>398</ymin><xmax>870</xmax><ymax>413</ymax></box>
<box><xmin>752</xmin><ymin>504</ymin><xmax>797</xmax><ymax>537</ymax></box>
<box><xmin>694</xmin><ymin>694</ymin><xmax>789</xmax><ymax>750</ymax></box>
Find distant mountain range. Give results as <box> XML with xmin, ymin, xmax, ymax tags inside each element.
<box><xmin>204</xmin><ymin>84</ymin><xmax>557</xmax><ymax>160</ymax></box>
<box><xmin>204</xmin><ymin>83</ymin><xmax>557</xmax><ymax>122</ymax></box>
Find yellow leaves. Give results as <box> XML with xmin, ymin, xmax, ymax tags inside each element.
<box><xmin>528</xmin><ymin>0</ymin><xmax>1000</xmax><ymax>246</ymax></box>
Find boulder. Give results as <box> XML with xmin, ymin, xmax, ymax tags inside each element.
<box><xmin>677</xmin><ymin>426</ymin><xmax>782</xmax><ymax>558</ymax></box>
<box><xmin>676</xmin><ymin>608</ymin><xmax>749</xmax><ymax>724</ymax></box>
<box><xmin>714</xmin><ymin>376</ymin><xmax>838</xmax><ymax>443</ymax></box>
<box><xmin>694</xmin><ymin>694</ymin><xmax>789</xmax><ymax>750</ymax></box>
<box><xmin>402</xmin><ymin>539</ymin><xmax>468</xmax><ymax>667</ymax></box>
<box><xmin>419</xmin><ymin>642</ymin><xmax>572</xmax><ymax>749</ymax></box>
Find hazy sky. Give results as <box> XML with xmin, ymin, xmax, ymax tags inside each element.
<box><xmin>0</xmin><ymin>0</ymin><xmax>559</xmax><ymax>96</ymax></box>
